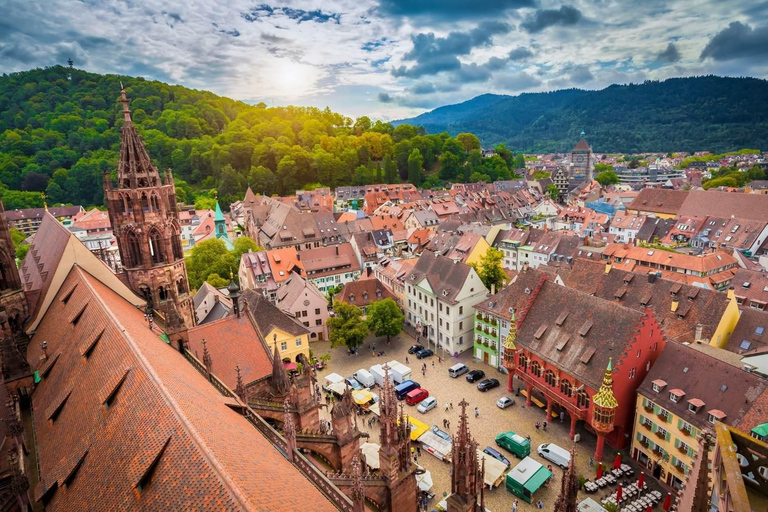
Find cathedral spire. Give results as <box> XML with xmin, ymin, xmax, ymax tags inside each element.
<box><xmin>115</xmin><ymin>87</ymin><xmax>161</xmax><ymax>189</ymax></box>
<box><xmin>119</xmin><ymin>84</ymin><xmax>132</xmax><ymax>123</ymax></box>
<box><xmin>554</xmin><ymin>448</ymin><xmax>578</xmax><ymax>512</ymax></box>
<box><xmin>270</xmin><ymin>340</ymin><xmax>290</xmax><ymax>396</ymax></box>
<box><xmin>447</xmin><ymin>399</ymin><xmax>483</xmax><ymax>512</ymax></box>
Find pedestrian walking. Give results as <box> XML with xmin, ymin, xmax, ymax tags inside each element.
<box><xmin>560</xmin><ymin>411</ymin><xmax>565</xmax><ymax>423</ymax></box>
<box><xmin>535</xmin><ymin>422</ymin><xmax>540</xmax><ymax>431</ymax></box>
<box><xmin>536</xmin><ymin>500</ymin><xmax>544</xmax><ymax>509</ymax></box>
<box><xmin>431</xmin><ymin>360</ymin><xmax>434</xmax><ymax>367</ymax></box>
<box><xmin>589</xmin><ymin>457</ymin><xmax>594</xmax><ymax>467</ymax></box>
<box><xmin>446</xmin><ymin>419</ymin><xmax>450</xmax><ymax>429</ymax></box>
<box><xmin>405</xmin><ymin>356</ymin><xmax>409</xmax><ymax>364</ymax></box>
<box><xmin>443</xmin><ymin>419</ymin><xmax>447</xmax><ymax>428</ymax></box>
<box><xmin>422</xmin><ymin>368</ymin><xmax>426</xmax><ymax>376</ymax></box>
<box><xmin>417</xmin><ymin>446</ymin><xmax>421</xmax><ymax>457</ymax></box>
<box><xmin>450</xmin><ymin>401</ymin><xmax>453</xmax><ymax>410</ymax></box>
<box><xmin>474</xmin><ymin>407</ymin><xmax>479</xmax><ymax>418</ymax></box>
<box><xmin>438</xmin><ymin>356</ymin><xmax>442</xmax><ymax>363</ymax></box>
<box><xmin>445</xmin><ymin>403</ymin><xmax>449</xmax><ymax>412</ymax></box>
<box><xmin>543</xmin><ymin>421</ymin><xmax>547</xmax><ymax>431</ymax></box>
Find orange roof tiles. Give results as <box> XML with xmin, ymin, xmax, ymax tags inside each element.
<box><xmin>28</xmin><ymin>267</ymin><xmax>336</xmax><ymax>511</ymax></box>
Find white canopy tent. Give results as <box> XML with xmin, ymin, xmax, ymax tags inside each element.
<box><xmin>360</xmin><ymin>442</ymin><xmax>380</xmax><ymax>470</ymax></box>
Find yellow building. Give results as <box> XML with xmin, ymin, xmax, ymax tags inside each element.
<box><xmin>709</xmin><ymin>288</ymin><xmax>741</xmax><ymax>349</ymax></box>
<box><xmin>630</xmin><ymin>341</ymin><xmax>766</xmax><ymax>491</ymax></box>
<box><xmin>466</xmin><ymin>236</ymin><xmax>491</xmax><ymax>267</ymax></box>
<box><xmin>242</xmin><ymin>289</ymin><xmax>311</xmax><ymax>364</ymax></box>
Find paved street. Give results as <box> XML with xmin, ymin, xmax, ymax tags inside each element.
<box><xmin>312</xmin><ymin>329</ymin><xmax>649</xmax><ymax>511</ymax></box>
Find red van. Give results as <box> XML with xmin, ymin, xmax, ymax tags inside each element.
<box><xmin>405</xmin><ymin>388</ymin><xmax>429</xmax><ymax>405</ymax></box>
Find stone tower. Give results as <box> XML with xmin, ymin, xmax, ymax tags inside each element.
<box><xmin>591</xmin><ymin>358</ymin><xmax>618</xmax><ymax>461</ymax></box>
<box><xmin>571</xmin><ymin>134</ymin><xmax>595</xmax><ymax>182</ymax></box>
<box><xmin>0</xmin><ymin>199</ymin><xmax>29</xmax><ymax>380</ymax></box>
<box><xmin>446</xmin><ymin>399</ymin><xmax>485</xmax><ymax>512</ymax></box>
<box><xmin>103</xmin><ymin>87</ymin><xmax>195</xmax><ymax>342</ymax></box>
<box><xmin>378</xmin><ymin>365</ymin><xmax>418</xmax><ymax>512</ymax></box>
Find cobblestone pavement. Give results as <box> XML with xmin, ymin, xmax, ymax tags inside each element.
<box><xmin>311</xmin><ymin>330</ymin><xmax>661</xmax><ymax>511</ymax></box>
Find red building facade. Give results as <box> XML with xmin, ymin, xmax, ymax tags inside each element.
<box><xmin>504</xmin><ymin>278</ymin><xmax>666</xmax><ymax>460</ymax></box>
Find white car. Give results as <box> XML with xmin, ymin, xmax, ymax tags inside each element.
<box><xmin>537</xmin><ymin>443</ymin><xmax>571</xmax><ymax>468</ymax></box>
<box><xmin>496</xmin><ymin>396</ymin><xmax>515</xmax><ymax>409</ymax></box>
<box><xmin>417</xmin><ymin>396</ymin><xmax>437</xmax><ymax>413</ymax></box>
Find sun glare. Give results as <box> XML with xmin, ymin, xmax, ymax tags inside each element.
<box><xmin>269</xmin><ymin>60</ymin><xmax>316</xmax><ymax>98</ymax></box>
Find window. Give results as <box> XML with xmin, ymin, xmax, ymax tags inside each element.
<box><xmin>544</xmin><ymin>370</ymin><xmax>557</xmax><ymax>387</ymax></box>
<box><xmin>303</xmin><ymin>322</ymin><xmax>309</xmax><ymax>327</ymax></box>
<box><xmin>652</xmin><ymin>383</ymin><xmax>661</xmax><ymax>393</ymax></box>
<box><xmin>316</xmin><ymin>319</ymin><xmax>322</xmax><ymax>326</ymax></box>
<box><xmin>531</xmin><ymin>361</ymin><xmax>542</xmax><ymax>377</ymax></box>
<box><xmin>446</xmin><ymin>307</ymin><xmax>450</xmax><ymax>314</ymax></box>
<box><xmin>315</xmin><ymin>308</ymin><xmax>321</xmax><ymax>315</ymax></box>
<box><xmin>560</xmin><ymin>379</ymin><xmax>572</xmax><ymax>397</ymax></box>
<box><xmin>707</xmin><ymin>413</ymin><xmax>717</xmax><ymax>424</ymax></box>
<box><xmin>636</xmin><ymin>349</ymin><xmax>641</xmax><ymax>358</ymax></box>
<box><xmin>688</xmin><ymin>403</ymin><xmax>699</xmax><ymax>413</ymax></box>
<box><xmin>439</xmin><ymin>303</ymin><xmax>443</xmax><ymax>312</ymax></box>
<box><xmin>670</xmin><ymin>392</ymin><xmax>680</xmax><ymax>403</ymax></box>
<box><xmin>296</xmin><ymin>338</ymin><xmax>302</xmax><ymax>347</ymax></box>
<box><xmin>302</xmin><ymin>310</ymin><xmax>308</xmax><ymax>317</ymax></box>
<box><xmin>657</xmin><ymin>426</ymin><xmax>668</xmax><ymax>438</ymax></box>
<box><xmin>629</xmin><ymin>367</ymin><xmax>636</xmax><ymax>379</ymax></box>
<box><xmin>459</xmin><ymin>306</ymin><xmax>463</xmax><ymax>314</ymax></box>
<box><xmin>459</xmin><ymin>321</ymin><xmax>463</xmax><ymax>330</ymax></box>
<box><xmin>281</xmin><ymin>342</ymin><xmax>287</xmax><ymax>351</ymax></box>
<box><xmin>659</xmin><ymin>409</ymin><xmax>669</xmax><ymax>422</ymax></box>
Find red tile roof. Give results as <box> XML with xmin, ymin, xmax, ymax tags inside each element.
<box><xmin>27</xmin><ymin>266</ymin><xmax>336</xmax><ymax>511</ymax></box>
<box><xmin>187</xmin><ymin>314</ymin><xmax>273</xmax><ymax>388</ymax></box>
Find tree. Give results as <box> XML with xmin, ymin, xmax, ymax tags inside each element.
<box><xmin>186</xmin><ymin>238</ymin><xmax>236</xmax><ymax>290</ymax></box>
<box><xmin>456</xmin><ymin>133</ymin><xmax>481</xmax><ymax>153</ymax></box>
<box><xmin>595</xmin><ymin>170</ymin><xmax>619</xmax><ymax>186</ymax></box>
<box><xmin>471</xmin><ymin>247</ymin><xmax>505</xmax><ymax>292</ymax></box>
<box><xmin>233</xmin><ymin>236</ymin><xmax>261</xmax><ymax>262</ymax></box>
<box><xmin>366</xmin><ymin>298</ymin><xmax>403</xmax><ymax>343</ymax></box>
<box><xmin>546</xmin><ymin>184</ymin><xmax>559</xmax><ymax>200</ymax></box>
<box><xmin>407</xmin><ymin>148</ymin><xmax>423</xmax><ymax>185</ymax></box>
<box><xmin>512</xmin><ymin>154</ymin><xmax>525</xmax><ymax>170</ymax></box>
<box><xmin>328</xmin><ymin>301</ymin><xmax>368</xmax><ymax>351</ymax></box>
<box><xmin>205</xmin><ymin>273</ymin><xmax>229</xmax><ymax>288</ymax></box>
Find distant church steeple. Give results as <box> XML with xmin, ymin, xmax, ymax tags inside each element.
<box><xmin>103</xmin><ymin>86</ymin><xmax>195</xmax><ymax>344</ymax></box>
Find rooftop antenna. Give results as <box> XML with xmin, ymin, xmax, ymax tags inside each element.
<box><xmin>67</xmin><ymin>59</ymin><xmax>73</xmax><ymax>81</ymax></box>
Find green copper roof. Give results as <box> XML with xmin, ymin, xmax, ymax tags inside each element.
<box><xmin>214</xmin><ymin>201</ymin><xmax>225</xmax><ymax>222</ymax></box>
<box><xmin>752</xmin><ymin>423</ymin><xmax>768</xmax><ymax>437</ymax></box>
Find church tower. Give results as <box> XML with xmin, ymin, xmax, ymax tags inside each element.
<box><xmin>103</xmin><ymin>87</ymin><xmax>195</xmax><ymax>340</ymax></box>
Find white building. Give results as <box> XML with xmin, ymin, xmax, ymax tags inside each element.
<box><xmin>405</xmin><ymin>253</ymin><xmax>488</xmax><ymax>356</ymax></box>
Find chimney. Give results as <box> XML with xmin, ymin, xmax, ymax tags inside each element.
<box><xmin>648</xmin><ymin>273</ymin><xmax>657</xmax><ymax>284</ymax></box>
<box><xmin>491</xmin><ymin>283</ymin><xmax>496</xmax><ymax>295</ymax></box>
<box><xmin>694</xmin><ymin>324</ymin><xmax>703</xmax><ymax>342</ymax></box>
<box><xmin>296</xmin><ymin>253</ymin><xmax>301</xmax><ymax>261</ymax></box>
<box><xmin>523</xmin><ymin>261</ymin><xmax>529</xmax><ymax>271</ymax></box>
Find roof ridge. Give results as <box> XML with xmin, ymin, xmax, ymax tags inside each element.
<box><xmin>75</xmin><ymin>268</ymin><xmax>256</xmax><ymax>511</ymax></box>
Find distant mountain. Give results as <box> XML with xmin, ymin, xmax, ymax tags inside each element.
<box><xmin>395</xmin><ymin>76</ymin><xmax>768</xmax><ymax>153</ymax></box>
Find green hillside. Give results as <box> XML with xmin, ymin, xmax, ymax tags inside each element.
<box><xmin>0</xmin><ymin>66</ymin><xmax>521</xmax><ymax>209</ymax></box>
<box><xmin>397</xmin><ymin>76</ymin><xmax>768</xmax><ymax>153</ymax></box>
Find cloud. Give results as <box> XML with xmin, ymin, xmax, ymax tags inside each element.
<box><xmin>377</xmin><ymin>0</ymin><xmax>535</xmax><ymax>20</ymax></box>
<box><xmin>393</xmin><ymin>22</ymin><xmax>512</xmax><ymax>78</ymax></box>
<box><xmin>411</xmin><ymin>82</ymin><xmax>437</xmax><ymax>94</ymax></box>
<box><xmin>551</xmin><ymin>64</ymin><xmax>594</xmax><ymax>86</ymax></box>
<box><xmin>700</xmin><ymin>21</ymin><xmax>768</xmax><ymax>61</ymax></box>
<box><xmin>378</xmin><ymin>92</ymin><xmax>395</xmax><ymax>103</ymax></box>
<box><xmin>242</xmin><ymin>5</ymin><xmax>341</xmax><ymax>24</ymax></box>
<box><xmin>520</xmin><ymin>5</ymin><xmax>583</xmax><ymax>33</ymax></box>
<box><xmin>508</xmin><ymin>46</ymin><xmax>534</xmax><ymax>61</ymax></box>
<box><xmin>493</xmin><ymin>71</ymin><xmax>542</xmax><ymax>91</ymax></box>
<box><xmin>657</xmin><ymin>42</ymin><xmax>681</xmax><ymax>63</ymax></box>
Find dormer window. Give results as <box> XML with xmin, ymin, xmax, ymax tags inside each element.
<box><xmin>669</xmin><ymin>389</ymin><xmax>685</xmax><ymax>403</ymax></box>
<box><xmin>708</xmin><ymin>409</ymin><xmax>726</xmax><ymax>424</ymax></box>
<box><xmin>687</xmin><ymin>398</ymin><xmax>704</xmax><ymax>413</ymax></box>
<box><xmin>652</xmin><ymin>379</ymin><xmax>666</xmax><ymax>393</ymax></box>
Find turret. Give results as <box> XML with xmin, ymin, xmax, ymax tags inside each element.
<box><xmin>591</xmin><ymin>358</ymin><xmax>618</xmax><ymax>461</ymax></box>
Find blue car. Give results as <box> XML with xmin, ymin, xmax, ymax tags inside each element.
<box><xmin>416</xmin><ymin>348</ymin><xmax>434</xmax><ymax>359</ymax></box>
<box><xmin>483</xmin><ymin>446</ymin><xmax>511</xmax><ymax>468</ymax></box>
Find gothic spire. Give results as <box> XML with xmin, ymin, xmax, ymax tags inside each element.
<box><xmin>450</xmin><ymin>399</ymin><xmax>482</xmax><ymax>502</ymax></box>
<box><xmin>270</xmin><ymin>340</ymin><xmax>290</xmax><ymax>396</ymax></box>
<box><xmin>115</xmin><ymin>87</ymin><xmax>161</xmax><ymax>189</ymax></box>
<box><xmin>592</xmin><ymin>358</ymin><xmax>618</xmax><ymax>409</ymax></box>
<box><xmin>554</xmin><ymin>448</ymin><xmax>578</xmax><ymax>512</ymax></box>
<box><xmin>235</xmin><ymin>364</ymin><xmax>246</xmax><ymax>402</ymax></box>
<box><xmin>202</xmin><ymin>338</ymin><xmax>212</xmax><ymax>380</ymax></box>
<box><xmin>351</xmin><ymin>456</ymin><xmax>366</xmax><ymax>512</ymax></box>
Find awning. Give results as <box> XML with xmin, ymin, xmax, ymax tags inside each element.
<box><xmin>352</xmin><ymin>390</ymin><xmax>373</xmax><ymax>405</ymax></box>
<box><xmin>477</xmin><ymin>450</ymin><xmax>509</xmax><ymax>487</ymax></box>
<box><xmin>360</xmin><ymin>442</ymin><xmax>380</xmax><ymax>470</ymax></box>
<box><xmin>369</xmin><ymin>402</ymin><xmax>380</xmax><ymax>417</ymax></box>
<box><xmin>400</xmin><ymin>416</ymin><xmax>429</xmax><ymax>441</ymax></box>
<box><xmin>324</xmin><ymin>373</ymin><xmax>344</xmax><ymax>385</ymax></box>
<box><xmin>415</xmin><ymin>466</ymin><xmax>433</xmax><ymax>491</ymax></box>
<box><xmin>524</xmin><ymin>466</ymin><xmax>552</xmax><ymax>494</ymax></box>
<box><xmin>284</xmin><ymin>362</ymin><xmax>297</xmax><ymax>371</ymax></box>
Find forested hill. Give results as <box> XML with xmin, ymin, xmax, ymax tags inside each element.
<box><xmin>397</xmin><ymin>76</ymin><xmax>768</xmax><ymax>153</ymax></box>
<box><xmin>0</xmin><ymin>66</ymin><xmax>522</xmax><ymax>210</ymax></box>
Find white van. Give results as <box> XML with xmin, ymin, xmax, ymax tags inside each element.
<box><xmin>354</xmin><ymin>369</ymin><xmax>375</xmax><ymax>388</ymax></box>
<box><xmin>537</xmin><ymin>443</ymin><xmax>571</xmax><ymax>468</ymax></box>
<box><xmin>448</xmin><ymin>363</ymin><xmax>469</xmax><ymax>378</ymax></box>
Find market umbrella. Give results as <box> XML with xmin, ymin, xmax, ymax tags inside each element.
<box><xmin>360</xmin><ymin>442</ymin><xmax>381</xmax><ymax>470</ymax></box>
<box><xmin>637</xmin><ymin>472</ymin><xmax>645</xmax><ymax>490</ymax></box>
<box><xmin>646</xmin><ymin>506</ymin><xmax>652</xmax><ymax>512</ymax></box>
<box><xmin>284</xmin><ymin>362</ymin><xmax>297</xmax><ymax>371</ymax></box>
<box><xmin>597</xmin><ymin>462</ymin><xmax>603</xmax><ymax>479</ymax></box>
<box><xmin>415</xmin><ymin>467</ymin><xmax>434</xmax><ymax>492</ymax></box>
<box><xmin>663</xmin><ymin>492</ymin><xmax>672</xmax><ymax>511</ymax></box>
<box><xmin>616</xmin><ymin>483</ymin><xmax>623</xmax><ymax>503</ymax></box>
<box><xmin>613</xmin><ymin>452</ymin><xmax>622</xmax><ymax>470</ymax></box>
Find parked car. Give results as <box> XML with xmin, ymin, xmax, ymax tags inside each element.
<box><xmin>483</xmin><ymin>446</ymin><xmax>511</xmax><ymax>468</ymax></box>
<box><xmin>495</xmin><ymin>431</ymin><xmax>531</xmax><ymax>458</ymax></box>
<box><xmin>408</xmin><ymin>344</ymin><xmax>425</xmax><ymax>354</ymax></box>
<box><xmin>465</xmin><ymin>370</ymin><xmax>485</xmax><ymax>383</ymax></box>
<box><xmin>405</xmin><ymin>388</ymin><xmax>429</xmax><ymax>405</ymax></box>
<box><xmin>496</xmin><ymin>396</ymin><xmax>515</xmax><ymax>409</ymax></box>
<box><xmin>346</xmin><ymin>377</ymin><xmax>363</xmax><ymax>391</ymax></box>
<box><xmin>448</xmin><ymin>363</ymin><xmax>469</xmax><ymax>378</ymax></box>
<box><xmin>537</xmin><ymin>443</ymin><xmax>571</xmax><ymax>468</ymax></box>
<box><xmin>417</xmin><ymin>396</ymin><xmax>438</xmax><ymax>413</ymax></box>
<box><xmin>416</xmin><ymin>348</ymin><xmax>434</xmax><ymax>359</ymax></box>
<box><xmin>395</xmin><ymin>380</ymin><xmax>421</xmax><ymax>400</ymax></box>
<box><xmin>431</xmin><ymin>426</ymin><xmax>451</xmax><ymax>442</ymax></box>
<box><xmin>477</xmin><ymin>378</ymin><xmax>500</xmax><ymax>391</ymax></box>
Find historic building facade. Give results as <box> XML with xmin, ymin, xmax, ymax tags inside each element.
<box><xmin>103</xmin><ymin>89</ymin><xmax>195</xmax><ymax>339</ymax></box>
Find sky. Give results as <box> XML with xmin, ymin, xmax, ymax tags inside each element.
<box><xmin>1</xmin><ymin>0</ymin><xmax>767</xmax><ymax>120</ymax></box>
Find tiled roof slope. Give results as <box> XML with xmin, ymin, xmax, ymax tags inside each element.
<box><xmin>627</xmin><ymin>189</ymin><xmax>690</xmax><ymax>215</ymax></box>
<box><xmin>408</xmin><ymin>253</ymin><xmax>474</xmax><ymax>304</ymax></box>
<box><xmin>240</xmin><ymin>289</ymin><xmax>310</xmax><ymax>337</ymax></box>
<box><xmin>638</xmin><ymin>341</ymin><xmax>766</xmax><ymax>430</ymax></box>
<box><xmin>678</xmin><ymin>190</ymin><xmax>768</xmax><ymax>221</ymax></box>
<box><xmin>565</xmin><ymin>259</ymin><xmax>731</xmax><ymax>343</ymax></box>
<box><xmin>27</xmin><ymin>267</ymin><xmax>335</xmax><ymax>511</ymax></box>
<box><xmin>337</xmin><ymin>278</ymin><xmax>396</xmax><ymax>308</ymax></box>
<box><xmin>186</xmin><ymin>313</ymin><xmax>273</xmax><ymax>389</ymax></box>
<box><xmin>516</xmin><ymin>279</ymin><xmax>646</xmax><ymax>390</ymax></box>
<box><xmin>726</xmin><ymin>308</ymin><xmax>768</xmax><ymax>355</ymax></box>
<box><xmin>18</xmin><ymin>212</ymin><xmax>71</xmax><ymax>303</ymax></box>
<box><xmin>474</xmin><ymin>267</ymin><xmax>548</xmax><ymax>319</ymax></box>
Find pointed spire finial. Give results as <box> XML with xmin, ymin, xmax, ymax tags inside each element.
<box><xmin>119</xmin><ymin>86</ymin><xmax>132</xmax><ymax>123</ymax></box>
<box><xmin>41</xmin><ymin>192</ymin><xmax>48</xmax><ymax>212</ymax></box>
<box><xmin>593</xmin><ymin>357</ymin><xmax>618</xmax><ymax>409</ymax></box>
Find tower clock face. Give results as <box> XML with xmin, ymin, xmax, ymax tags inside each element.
<box><xmin>576</xmin><ymin>156</ymin><xmax>584</xmax><ymax>163</ymax></box>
